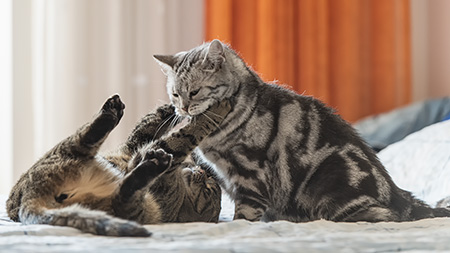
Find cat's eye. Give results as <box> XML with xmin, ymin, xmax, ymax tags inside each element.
<box><xmin>172</xmin><ymin>93</ymin><xmax>179</xmax><ymax>98</ymax></box>
<box><xmin>189</xmin><ymin>89</ymin><xmax>200</xmax><ymax>98</ymax></box>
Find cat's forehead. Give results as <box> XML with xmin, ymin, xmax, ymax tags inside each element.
<box><xmin>173</xmin><ymin>45</ymin><xmax>208</xmax><ymax>73</ymax></box>
<box><xmin>171</xmin><ymin>51</ymin><xmax>208</xmax><ymax>90</ymax></box>
<box><xmin>168</xmin><ymin>74</ymin><xmax>200</xmax><ymax>94</ymax></box>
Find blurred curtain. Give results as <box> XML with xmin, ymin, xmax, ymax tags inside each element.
<box><xmin>9</xmin><ymin>0</ymin><xmax>203</xmax><ymax>194</ymax></box>
<box><xmin>204</xmin><ymin>0</ymin><xmax>411</xmax><ymax>122</ymax></box>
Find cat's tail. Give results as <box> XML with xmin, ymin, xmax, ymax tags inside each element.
<box><xmin>408</xmin><ymin>196</ymin><xmax>450</xmax><ymax>220</ymax></box>
<box><xmin>431</xmin><ymin>207</ymin><xmax>450</xmax><ymax>218</ymax></box>
<box><xmin>19</xmin><ymin>201</ymin><xmax>151</xmax><ymax>237</ymax></box>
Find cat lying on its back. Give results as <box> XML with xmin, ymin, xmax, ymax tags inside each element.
<box><xmin>7</xmin><ymin>94</ymin><xmax>231</xmax><ymax>236</ymax></box>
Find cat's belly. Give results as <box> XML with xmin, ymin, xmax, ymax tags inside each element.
<box><xmin>57</xmin><ymin>160</ymin><xmax>120</xmax><ymax>206</ymax></box>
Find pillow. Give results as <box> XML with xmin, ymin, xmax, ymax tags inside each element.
<box><xmin>354</xmin><ymin>97</ymin><xmax>450</xmax><ymax>151</ymax></box>
<box><xmin>378</xmin><ymin>120</ymin><xmax>450</xmax><ymax>206</ymax></box>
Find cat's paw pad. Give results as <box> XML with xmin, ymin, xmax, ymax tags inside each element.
<box><xmin>102</xmin><ymin>94</ymin><xmax>125</xmax><ymax>122</ymax></box>
<box><xmin>143</xmin><ymin>148</ymin><xmax>173</xmax><ymax>172</ymax></box>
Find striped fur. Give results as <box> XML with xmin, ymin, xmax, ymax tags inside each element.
<box><xmin>154</xmin><ymin>39</ymin><xmax>450</xmax><ymax>222</ymax></box>
<box><xmin>7</xmin><ymin>95</ymin><xmax>230</xmax><ymax>236</ymax></box>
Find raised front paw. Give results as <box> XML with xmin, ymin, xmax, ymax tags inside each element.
<box><xmin>156</xmin><ymin>104</ymin><xmax>176</xmax><ymax>120</ymax></box>
<box><xmin>101</xmin><ymin>94</ymin><xmax>125</xmax><ymax>125</ymax></box>
<box><xmin>142</xmin><ymin>148</ymin><xmax>173</xmax><ymax>174</ymax></box>
<box><xmin>119</xmin><ymin>148</ymin><xmax>173</xmax><ymax>200</ymax></box>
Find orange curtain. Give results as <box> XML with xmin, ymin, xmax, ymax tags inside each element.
<box><xmin>204</xmin><ymin>0</ymin><xmax>411</xmax><ymax>122</ymax></box>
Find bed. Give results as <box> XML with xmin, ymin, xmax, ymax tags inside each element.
<box><xmin>1</xmin><ymin>121</ymin><xmax>450</xmax><ymax>252</ymax></box>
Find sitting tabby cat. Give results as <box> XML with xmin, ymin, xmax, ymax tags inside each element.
<box><xmin>7</xmin><ymin>94</ymin><xmax>230</xmax><ymax>236</ymax></box>
<box><xmin>154</xmin><ymin>39</ymin><xmax>450</xmax><ymax>222</ymax></box>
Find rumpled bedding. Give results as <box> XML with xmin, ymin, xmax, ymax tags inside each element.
<box><xmin>378</xmin><ymin>120</ymin><xmax>450</xmax><ymax>206</ymax></box>
<box><xmin>1</xmin><ymin>121</ymin><xmax>450</xmax><ymax>252</ymax></box>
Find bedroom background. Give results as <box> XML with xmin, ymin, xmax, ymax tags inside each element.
<box><xmin>1</xmin><ymin>0</ymin><xmax>449</xmax><ymax>195</ymax></box>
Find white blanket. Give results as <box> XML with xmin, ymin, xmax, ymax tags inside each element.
<box><xmin>2</xmin><ymin>193</ymin><xmax>450</xmax><ymax>252</ymax></box>
<box><xmin>378</xmin><ymin>120</ymin><xmax>450</xmax><ymax>206</ymax></box>
<box><xmin>2</xmin><ymin>122</ymin><xmax>450</xmax><ymax>252</ymax></box>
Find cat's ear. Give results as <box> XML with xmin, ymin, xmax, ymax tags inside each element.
<box><xmin>202</xmin><ymin>39</ymin><xmax>226</xmax><ymax>72</ymax></box>
<box><xmin>153</xmin><ymin>55</ymin><xmax>176</xmax><ymax>75</ymax></box>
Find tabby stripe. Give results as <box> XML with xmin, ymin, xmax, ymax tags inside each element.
<box><xmin>236</xmin><ymin>186</ymin><xmax>269</xmax><ymax>208</ymax></box>
<box><xmin>237</xmin><ymin>198</ymin><xmax>267</xmax><ymax>211</ymax></box>
<box><xmin>226</xmin><ymin>157</ymin><xmax>258</xmax><ymax>179</ymax></box>
<box><xmin>286</xmin><ymin>102</ymin><xmax>313</xmax><ymax>202</ymax></box>
<box><xmin>193</xmin><ymin>192</ymin><xmax>210</xmax><ymax>215</ymax></box>
<box><xmin>208</xmin><ymin>82</ymin><xmax>256</xmax><ymax>138</ymax></box>
<box><xmin>198</xmin><ymin>204</ymin><xmax>210</xmax><ymax>217</ymax></box>
<box><xmin>284</xmin><ymin>204</ymin><xmax>310</xmax><ymax>221</ymax></box>
<box><xmin>128</xmin><ymin>208</ymin><xmax>144</xmax><ymax>222</ymax></box>
<box><xmin>210</xmin><ymin>185</ymin><xmax>220</xmax><ymax>196</ymax></box>
<box><xmin>185</xmin><ymin>134</ymin><xmax>199</xmax><ymax>146</ymax></box>
<box><xmin>330</xmin><ymin>195</ymin><xmax>375</xmax><ymax>221</ymax></box>
<box><xmin>207</xmin><ymin>84</ymin><xmax>229</xmax><ymax>96</ymax></box>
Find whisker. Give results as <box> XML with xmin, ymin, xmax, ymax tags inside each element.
<box><xmin>204</xmin><ymin>110</ymin><xmax>224</xmax><ymax>120</ymax></box>
<box><xmin>152</xmin><ymin>114</ymin><xmax>175</xmax><ymax>142</ymax></box>
<box><xmin>201</xmin><ymin>111</ymin><xmax>220</xmax><ymax>129</ymax></box>
<box><xmin>173</xmin><ymin>114</ymin><xmax>184</xmax><ymax>128</ymax></box>
<box><xmin>169</xmin><ymin>117</ymin><xmax>176</xmax><ymax>130</ymax></box>
<box><xmin>167</xmin><ymin>113</ymin><xmax>186</xmax><ymax>133</ymax></box>
<box><xmin>168</xmin><ymin>115</ymin><xmax>177</xmax><ymax>130</ymax></box>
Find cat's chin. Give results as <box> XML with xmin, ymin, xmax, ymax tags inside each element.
<box><xmin>174</xmin><ymin>108</ymin><xmax>192</xmax><ymax>117</ymax></box>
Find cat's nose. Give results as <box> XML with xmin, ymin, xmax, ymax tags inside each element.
<box><xmin>182</xmin><ymin>106</ymin><xmax>189</xmax><ymax>112</ymax></box>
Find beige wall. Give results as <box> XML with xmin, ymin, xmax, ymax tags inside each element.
<box><xmin>0</xmin><ymin>0</ymin><xmax>13</xmax><ymax>195</ymax></box>
<box><xmin>5</xmin><ymin>0</ymin><xmax>204</xmax><ymax>195</ymax></box>
<box><xmin>411</xmin><ymin>0</ymin><xmax>450</xmax><ymax>101</ymax></box>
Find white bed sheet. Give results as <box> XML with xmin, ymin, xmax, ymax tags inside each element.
<box><xmin>2</xmin><ymin>193</ymin><xmax>450</xmax><ymax>253</ymax></box>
